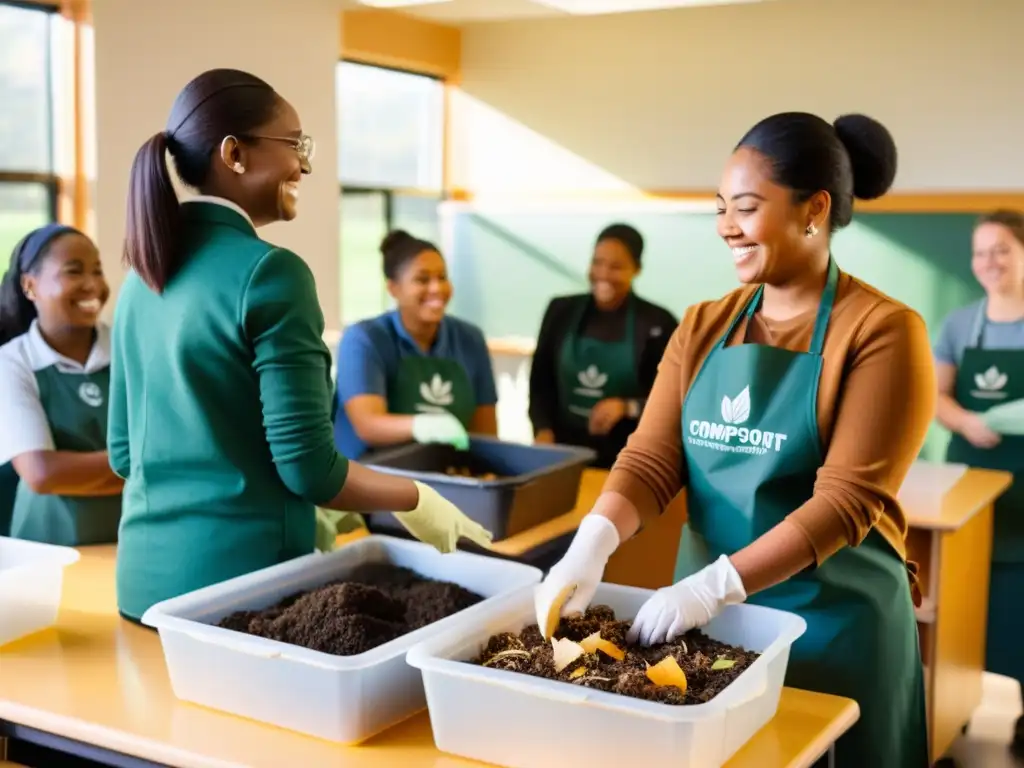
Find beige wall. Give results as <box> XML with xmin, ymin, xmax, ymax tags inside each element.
<box><xmin>451</xmin><ymin>0</ymin><xmax>1022</xmax><ymax>195</ymax></box>
<box><xmin>91</xmin><ymin>0</ymin><xmax>342</xmax><ymax>325</ymax></box>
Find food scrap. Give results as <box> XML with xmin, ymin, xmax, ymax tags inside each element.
<box><xmin>542</xmin><ymin>583</ymin><xmax>578</xmax><ymax>640</ymax></box>
<box><xmin>470</xmin><ymin>604</ymin><xmax>760</xmax><ymax>705</ymax></box>
<box><xmin>444</xmin><ymin>466</ymin><xmax>499</xmax><ymax>481</ymax></box>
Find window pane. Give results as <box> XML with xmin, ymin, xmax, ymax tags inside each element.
<box><xmin>0</xmin><ymin>183</ymin><xmax>51</xmax><ymax>267</ymax></box>
<box><xmin>0</xmin><ymin>4</ymin><xmax>53</xmax><ymax>172</ymax></box>
<box><xmin>340</xmin><ymin>191</ymin><xmax>390</xmax><ymax>326</ymax></box>
<box><xmin>393</xmin><ymin>194</ymin><xmax>442</xmax><ymax>247</ymax></box>
<box><xmin>336</xmin><ymin>61</ymin><xmax>444</xmax><ymax>189</ymax></box>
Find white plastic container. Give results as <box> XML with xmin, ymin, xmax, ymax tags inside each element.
<box><xmin>406</xmin><ymin>582</ymin><xmax>807</xmax><ymax>768</ymax></box>
<box><xmin>0</xmin><ymin>536</ymin><xmax>80</xmax><ymax>646</ymax></box>
<box><xmin>140</xmin><ymin>534</ymin><xmax>542</xmax><ymax>744</ymax></box>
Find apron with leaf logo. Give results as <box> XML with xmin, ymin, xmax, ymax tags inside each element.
<box><xmin>387</xmin><ymin>355</ymin><xmax>476</xmax><ymax>428</ymax></box>
<box><xmin>557</xmin><ymin>297</ymin><xmax>641</xmax><ymax>432</ymax></box>
<box><xmin>11</xmin><ymin>366</ymin><xmax>121</xmax><ymax>546</ymax></box>
<box><xmin>945</xmin><ymin>299</ymin><xmax>1024</xmax><ymax>687</ymax></box>
<box><xmin>677</xmin><ymin>258</ymin><xmax>929</xmax><ymax>767</ymax></box>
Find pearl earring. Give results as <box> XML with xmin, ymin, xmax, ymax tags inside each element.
<box><xmin>805</xmin><ymin>223</ymin><xmax>818</xmax><ymax>238</ymax></box>
<box><xmin>232</xmin><ymin>162</ymin><xmax>245</xmax><ymax>174</ymax></box>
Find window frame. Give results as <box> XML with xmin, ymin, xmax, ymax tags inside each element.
<box><xmin>0</xmin><ymin>0</ymin><xmax>61</xmax><ymax>224</ymax></box>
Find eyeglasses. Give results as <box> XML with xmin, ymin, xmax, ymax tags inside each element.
<box><xmin>242</xmin><ymin>133</ymin><xmax>316</xmax><ymax>164</ymax></box>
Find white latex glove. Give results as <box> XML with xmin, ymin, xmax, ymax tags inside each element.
<box><xmin>626</xmin><ymin>555</ymin><xmax>747</xmax><ymax>647</ymax></box>
<box><xmin>394</xmin><ymin>481</ymin><xmax>493</xmax><ymax>553</ymax></box>
<box><xmin>534</xmin><ymin>514</ymin><xmax>621</xmax><ymax>637</ymax></box>
<box><xmin>411</xmin><ymin>412</ymin><xmax>470</xmax><ymax>451</ymax></box>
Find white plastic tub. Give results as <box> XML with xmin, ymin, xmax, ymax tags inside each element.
<box><xmin>140</xmin><ymin>534</ymin><xmax>542</xmax><ymax>744</ymax></box>
<box><xmin>0</xmin><ymin>536</ymin><xmax>80</xmax><ymax>646</ymax></box>
<box><xmin>406</xmin><ymin>582</ymin><xmax>807</xmax><ymax>768</ymax></box>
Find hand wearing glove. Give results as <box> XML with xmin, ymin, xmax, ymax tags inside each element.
<box><xmin>411</xmin><ymin>412</ymin><xmax>470</xmax><ymax>451</ymax></box>
<box><xmin>394</xmin><ymin>480</ymin><xmax>493</xmax><ymax>553</ymax></box>
<box><xmin>534</xmin><ymin>514</ymin><xmax>621</xmax><ymax>637</ymax></box>
<box><xmin>314</xmin><ymin>508</ymin><xmax>367</xmax><ymax>552</ymax></box>
<box><xmin>626</xmin><ymin>555</ymin><xmax>747</xmax><ymax>647</ymax></box>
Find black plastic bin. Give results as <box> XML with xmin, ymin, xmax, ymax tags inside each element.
<box><xmin>361</xmin><ymin>436</ymin><xmax>596</xmax><ymax>541</ymax></box>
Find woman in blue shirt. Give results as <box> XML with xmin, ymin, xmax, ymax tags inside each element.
<box><xmin>0</xmin><ymin>224</ymin><xmax>123</xmax><ymax>544</ymax></box>
<box><xmin>334</xmin><ymin>229</ymin><xmax>498</xmax><ymax>459</ymax></box>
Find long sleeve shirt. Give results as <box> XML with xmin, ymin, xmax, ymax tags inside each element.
<box><xmin>604</xmin><ymin>272</ymin><xmax>936</xmax><ymax>587</ymax></box>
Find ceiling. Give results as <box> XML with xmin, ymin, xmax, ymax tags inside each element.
<box><xmin>342</xmin><ymin>0</ymin><xmax>771</xmax><ymax>24</ymax></box>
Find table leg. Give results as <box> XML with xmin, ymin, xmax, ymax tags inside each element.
<box><xmin>1</xmin><ymin>735</ymin><xmax>7</xmax><ymax>760</ymax></box>
<box><xmin>828</xmin><ymin>742</ymin><xmax>836</xmax><ymax>768</ymax></box>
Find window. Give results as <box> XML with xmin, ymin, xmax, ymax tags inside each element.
<box><xmin>336</xmin><ymin>60</ymin><xmax>445</xmax><ymax>327</ymax></box>
<box><xmin>0</xmin><ymin>1</ymin><xmax>59</xmax><ymax>261</ymax></box>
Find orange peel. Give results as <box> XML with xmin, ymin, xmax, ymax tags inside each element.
<box><xmin>579</xmin><ymin>631</ymin><xmax>625</xmax><ymax>661</ymax></box>
<box><xmin>568</xmin><ymin>667</ymin><xmax>587</xmax><ymax>679</ymax></box>
<box><xmin>646</xmin><ymin>655</ymin><xmax>688</xmax><ymax>694</ymax></box>
<box><xmin>551</xmin><ymin>637</ymin><xmax>585</xmax><ymax>673</ymax></box>
<box><xmin>542</xmin><ymin>583</ymin><xmax>577</xmax><ymax>640</ymax></box>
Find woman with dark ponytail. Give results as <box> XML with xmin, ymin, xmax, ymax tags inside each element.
<box><xmin>535</xmin><ymin>112</ymin><xmax>932</xmax><ymax>767</ymax></box>
<box><xmin>0</xmin><ymin>224</ymin><xmax>123</xmax><ymax>544</ymax></box>
<box><xmin>109</xmin><ymin>69</ymin><xmax>491</xmax><ymax>625</ymax></box>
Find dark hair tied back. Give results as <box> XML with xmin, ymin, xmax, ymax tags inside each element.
<box><xmin>380</xmin><ymin>229</ymin><xmax>439</xmax><ymax>280</ymax></box>
<box><xmin>596</xmin><ymin>223</ymin><xmax>644</xmax><ymax>267</ymax></box>
<box><xmin>123</xmin><ymin>69</ymin><xmax>281</xmax><ymax>293</ymax></box>
<box><xmin>736</xmin><ymin>111</ymin><xmax>898</xmax><ymax>231</ymax></box>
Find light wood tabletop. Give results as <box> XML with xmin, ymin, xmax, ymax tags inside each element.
<box><xmin>0</xmin><ymin>545</ymin><xmax>859</xmax><ymax>768</ymax></box>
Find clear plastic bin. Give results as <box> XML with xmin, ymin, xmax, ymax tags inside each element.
<box><xmin>0</xmin><ymin>536</ymin><xmax>80</xmax><ymax>646</ymax></box>
<box><xmin>407</xmin><ymin>581</ymin><xmax>807</xmax><ymax>768</ymax></box>
<box><xmin>141</xmin><ymin>534</ymin><xmax>543</xmax><ymax>744</ymax></box>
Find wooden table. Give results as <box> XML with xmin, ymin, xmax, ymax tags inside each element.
<box><xmin>0</xmin><ymin>545</ymin><xmax>858</xmax><ymax>768</ymax></box>
<box><xmin>494</xmin><ymin>466</ymin><xmax>1012</xmax><ymax>765</ymax></box>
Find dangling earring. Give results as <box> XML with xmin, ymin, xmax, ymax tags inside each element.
<box><xmin>805</xmin><ymin>223</ymin><xmax>818</xmax><ymax>238</ymax></box>
<box><xmin>232</xmin><ymin>162</ymin><xmax>245</xmax><ymax>174</ymax></box>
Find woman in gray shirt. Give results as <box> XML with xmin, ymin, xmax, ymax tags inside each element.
<box><xmin>933</xmin><ymin>209</ymin><xmax>1024</xmax><ymax>758</ymax></box>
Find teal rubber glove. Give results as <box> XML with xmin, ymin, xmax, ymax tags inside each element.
<box><xmin>411</xmin><ymin>412</ymin><xmax>470</xmax><ymax>451</ymax></box>
<box><xmin>314</xmin><ymin>508</ymin><xmax>367</xmax><ymax>552</ymax></box>
<box><xmin>394</xmin><ymin>481</ymin><xmax>493</xmax><ymax>553</ymax></box>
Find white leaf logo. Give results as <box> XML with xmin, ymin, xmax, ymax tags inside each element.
<box><xmin>419</xmin><ymin>373</ymin><xmax>454</xmax><ymax>406</ymax></box>
<box><xmin>577</xmin><ymin>365</ymin><xmax>608</xmax><ymax>389</ymax></box>
<box><xmin>975</xmin><ymin>365</ymin><xmax>1008</xmax><ymax>391</ymax></box>
<box><xmin>720</xmin><ymin>386</ymin><xmax>751</xmax><ymax>425</ymax></box>
<box><xmin>78</xmin><ymin>381</ymin><xmax>104</xmax><ymax>408</ymax></box>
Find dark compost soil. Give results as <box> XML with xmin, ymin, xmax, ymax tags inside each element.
<box><xmin>216</xmin><ymin>563</ymin><xmax>484</xmax><ymax>656</ymax></box>
<box><xmin>471</xmin><ymin>604</ymin><xmax>760</xmax><ymax>705</ymax></box>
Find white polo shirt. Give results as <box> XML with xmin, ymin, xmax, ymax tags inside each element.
<box><xmin>0</xmin><ymin>321</ymin><xmax>111</xmax><ymax>466</ymax></box>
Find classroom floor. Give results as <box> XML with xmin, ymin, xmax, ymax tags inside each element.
<box><xmin>953</xmin><ymin>672</ymin><xmax>1024</xmax><ymax>767</ymax></box>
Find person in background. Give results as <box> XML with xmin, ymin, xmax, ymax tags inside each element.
<box><xmin>0</xmin><ymin>224</ymin><xmax>123</xmax><ymax>545</ymax></box>
<box><xmin>332</xmin><ymin>229</ymin><xmax>498</xmax><ymax>460</ymax></box>
<box><xmin>933</xmin><ymin>209</ymin><xmax>1024</xmax><ymax>757</ymax></box>
<box><xmin>109</xmin><ymin>69</ymin><xmax>490</xmax><ymax>624</ymax></box>
<box><xmin>528</xmin><ymin>224</ymin><xmax>676</xmax><ymax>468</ymax></box>
<box><xmin>534</xmin><ymin>112</ymin><xmax>933</xmax><ymax>767</ymax></box>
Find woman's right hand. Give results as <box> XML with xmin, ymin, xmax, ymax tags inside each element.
<box><xmin>394</xmin><ymin>481</ymin><xmax>492</xmax><ymax>553</ymax></box>
<box><xmin>958</xmin><ymin>412</ymin><xmax>1002</xmax><ymax>449</ymax></box>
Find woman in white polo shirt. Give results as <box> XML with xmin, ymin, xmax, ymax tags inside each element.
<box><xmin>0</xmin><ymin>223</ymin><xmax>123</xmax><ymax>545</ymax></box>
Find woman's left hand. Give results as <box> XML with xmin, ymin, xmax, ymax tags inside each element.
<box><xmin>626</xmin><ymin>555</ymin><xmax>747</xmax><ymax>646</ymax></box>
<box><xmin>589</xmin><ymin>398</ymin><xmax>627</xmax><ymax>435</ymax></box>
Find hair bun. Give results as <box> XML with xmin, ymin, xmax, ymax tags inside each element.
<box><xmin>380</xmin><ymin>229</ymin><xmax>413</xmax><ymax>255</ymax></box>
<box><xmin>833</xmin><ymin>114</ymin><xmax>897</xmax><ymax>201</ymax></box>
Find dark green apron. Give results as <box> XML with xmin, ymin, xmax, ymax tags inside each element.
<box><xmin>0</xmin><ymin>461</ymin><xmax>16</xmax><ymax>536</ymax></box>
<box><xmin>556</xmin><ymin>298</ymin><xmax>641</xmax><ymax>432</ymax></box>
<box><xmin>10</xmin><ymin>366</ymin><xmax>121</xmax><ymax>546</ymax></box>
<box><xmin>387</xmin><ymin>353</ymin><xmax>476</xmax><ymax>428</ymax></box>
<box><xmin>678</xmin><ymin>258</ymin><xmax>929</xmax><ymax>768</ymax></box>
<box><xmin>945</xmin><ymin>300</ymin><xmax>1024</xmax><ymax>687</ymax></box>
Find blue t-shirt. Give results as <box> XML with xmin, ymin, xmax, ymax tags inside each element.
<box><xmin>333</xmin><ymin>311</ymin><xmax>498</xmax><ymax>458</ymax></box>
<box><xmin>933</xmin><ymin>299</ymin><xmax>1024</xmax><ymax>367</ymax></box>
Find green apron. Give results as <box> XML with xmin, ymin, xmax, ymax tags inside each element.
<box><xmin>678</xmin><ymin>258</ymin><xmax>929</xmax><ymax>768</ymax></box>
<box><xmin>387</xmin><ymin>354</ymin><xmax>476</xmax><ymax>428</ymax></box>
<box><xmin>945</xmin><ymin>300</ymin><xmax>1024</xmax><ymax>688</ymax></box>
<box><xmin>0</xmin><ymin>462</ymin><xmax>16</xmax><ymax>536</ymax></box>
<box><xmin>556</xmin><ymin>297</ymin><xmax>641</xmax><ymax>435</ymax></box>
<box><xmin>11</xmin><ymin>366</ymin><xmax>121</xmax><ymax>546</ymax></box>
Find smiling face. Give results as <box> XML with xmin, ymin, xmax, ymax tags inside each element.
<box><xmin>716</xmin><ymin>146</ymin><xmax>828</xmax><ymax>285</ymax></box>
<box><xmin>387</xmin><ymin>248</ymin><xmax>452</xmax><ymax>325</ymax></box>
<box><xmin>972</xmin><ymin>222</ymin><xmax>1024</xmax><ymax>297</ymax></box>
<box><xmin>589</xmin><ymin>238</ymin><xmax>638</xmax><ymax>310</ymax></box>
<box><xmin>21</xmin><ymin>233</ymin><xmax>108</xmax><ymax>331</ymax></box>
